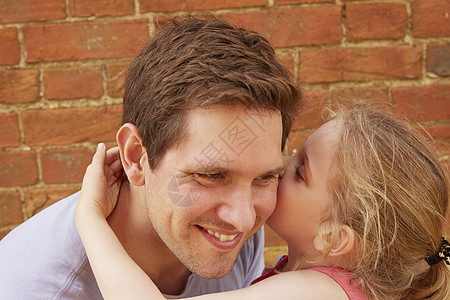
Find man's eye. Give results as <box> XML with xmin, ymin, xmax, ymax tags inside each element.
<box><xmin>196</xmin><ymin>173</ymin><xmax>223</xmax><ymax>181</ymax></box>
<box><xmin>255</xmin><ymin>174</ymin><xmax>277</xmax><ymax>185</ymax></box>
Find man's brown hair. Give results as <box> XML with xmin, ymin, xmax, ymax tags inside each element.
<box><xmin>122</xmin><ymin>17</ymin><xmax>302</xmax><ymax>168</ymax></box>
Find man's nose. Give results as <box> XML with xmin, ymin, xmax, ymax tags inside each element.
<box><xmin>215</xmin><ymin>186</ymin><xmax>256</xmax><ymax>233</ymax></box>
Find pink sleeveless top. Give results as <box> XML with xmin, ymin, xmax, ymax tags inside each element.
<box><xmin>251</xmin><ymin>256</ymin><xmax>367</xmax><ymax>300</ymax></box>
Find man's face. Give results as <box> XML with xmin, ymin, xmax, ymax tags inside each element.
<box><xmin>143</xmin><ymin>105</ymin><xmax>284</xmax><ymax>278</ymax></box>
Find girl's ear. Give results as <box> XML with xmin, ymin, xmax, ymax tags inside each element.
<box><xmin>313</xmin><ymin>224</ymin><xmax>355</xmax><ymax>257</ymax></box>
<box><xmin>116</xmin><ymin>123</ymin><xmax>146</xmax><ymax>186</ymax></box>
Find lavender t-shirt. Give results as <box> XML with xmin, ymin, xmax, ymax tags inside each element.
<box><xmin>0</xmin><ymin>192</ymin><xmax>265</xmax><ymax>299</ymax></box>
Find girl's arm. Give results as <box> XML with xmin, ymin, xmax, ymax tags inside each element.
<box><xmin>76</xmin><ymin>143</ymin><xmax>166</xmax><ymax>300</ymax></box>
<box><xmin>76</xmin><ymin>144</ymin><xmax>349</xmax><ymax>300</ymax></box>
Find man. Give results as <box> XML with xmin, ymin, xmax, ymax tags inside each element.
<box><xmin>0</xmin><ymin>18</ymin><xmax>301</xmax><ymax>299</ymax></box>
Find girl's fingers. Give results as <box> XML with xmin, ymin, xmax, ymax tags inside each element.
<box><xmin>108</xmin><ymin>159</ymin><xmax>123</xmax><ymax>175</ymax></box>
<box><xmin>105</xmin><ymin>147</ymin><xmax>120</xmax><ymax>165</ymax></box>
<box><xmin>92</xmin><ymin>143</ymin><xmax>106</xmax><ymax>168</ymax></box>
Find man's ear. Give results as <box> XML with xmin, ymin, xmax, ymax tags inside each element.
<box><xmin>116</xmin><ymin>123</ymin><xmax>146</xmax><ymax>186</ymax></box>
<box><xmin>313</xmin><ymin>224</ymin><xmax>355</xmax><ymax>257</ymax></box>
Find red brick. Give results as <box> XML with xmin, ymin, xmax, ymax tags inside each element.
<box><xmin>141</xmin><ymin>0</ymin><xmax>265</xmax><ymax>13</ymax></box>
<box><xmin>221</xmin><ymin>7</ymin><xmax>342</xmax><ymax>48</ymax></box>
<box><xmin>0</xmin><ymin>28</ymin><xmax>19</xmax><ymax>65</ymax></box>
<box><xmin>331</xmin><ymin>87</ymin><xmax>390</xmax><ymax>104</ymax></box>
<box><xmin>276</xmin><ymin>0</ymin><xmax>333</xmax><ymax>4</ymax></box>
<box><xmin>434</xmin><ymin>138</ymin><xmax>450</xmax><ymax>159</ymax></box>
<box><xmin>286</xmin><ymin>131</ymin><xmax>312</xmax><ymax>155</ymax></box>
<box><xmin>278</xmin><ymin>56</ymin><xmax>295</xmax><ymax>78</ymax></box>
<box><xmin>0</xmin><ymin>113</ymin><xmax>21</xmax><ymax>147</ymax></box>
<box><xmin>264</xmin><ymin>247</ymin><xmax>288</xmax><ymax>267</ymax></box>
<box><xmin>412</xmin><ymin>0</ymin><xmax>450</xmax><ymax>38</ymax></box>
<box><xmin>0</xmin><ymin>69</ymin><xmax>40</xmax><ymax>103</ymax></box>
<box><xmin>292</xmin><ymin>90</ymin><xmax>328</xmax><ymax>131</ymax></box>
<box><xmin>41</xmin><ymin>147</ymin><xmax>94</xmax><ymax>184</ymax></box>
<box><xmin>346</xmin><ymin>3</ymin><xmax>407</xmax><ymax>41</ymax></box>
<box><xmin>44</xmin><ymin>67</ymin><xmax>103</xmax><ymax>100</ymax></box>
<box><xmin>0</xmin><ymin>229</ymin><xmax>12</xmax><ymax>240</ymax></box>
<box><xmin>300</xmin><ymin>46</ymin><xmax>422</xmax><ymax>83</ymax></box>
<box><xmin>392</xmin><ymin>85</ymin><xmax>450</xmax><ymax>121</ymax></box>
<box><xmin>24</xmin><ymin>186</ymin><xmax>79</xmax><ymax>217</ymax></box>
<box><xmin>0</xmin><ymin>191</ymin><xmax>22</xmax><ymax>227</ymax></box>
<box><xmin>0</xmin><ymin>151</ymin><xmax>38</xmax><ymax>187</ymax></box>
<box><xmin>22</xmin><ymin>106</ymin><xmax>122</xmax><ymax>146</ymax></box>
<box><xmin>418</xmin><ymin>125</ymin><xmax>450</xmax><ymax>158</ymax></box>
<box><xmin>427</xmin><ymin>43</ymin><xmax>450</xmax><ymax>77</ymax></box>
<box><xmin>69</xmin><ymin>0</ymin><xmax>134</xmax><ymax>17</ymax></box>
<box><xmin>0</xmin><ymin>0</ymin><xmax>65</xmax><ymax>23</ymax></box>
<box><xmin>104</xmin><ymin>62</ymin><xmax>129</xmax><ymax>98</ymax></box>
<box><xmin>23</xmin><ymin>21</ymin><xmax>148</xmax><ymax>63</ymax></box>
<box><xmin>264</xmin><ymin>225</ymin><xmax>287</xmax><ymax>247</ymax></box>
<box><xmin>420</xmin><ymin>125</ymin><xmax>450</xmax><ymax>139</ymax></box>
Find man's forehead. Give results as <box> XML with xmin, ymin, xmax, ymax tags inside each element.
<box><xmin>172</xmin><ymin>106</ymin><xmax>283</xmax><ymax>174</ymax></box>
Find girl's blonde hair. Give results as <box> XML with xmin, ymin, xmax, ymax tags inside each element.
<box><xmin>325</xmin><ymin>101</ymin><xmax>449</xmax><ymax>299</ymax></box>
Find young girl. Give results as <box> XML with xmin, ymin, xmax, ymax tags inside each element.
<box><xmin>76</xmin><ymin>102</ymin><xmax>450</xmax><ymax>299</ymax></box>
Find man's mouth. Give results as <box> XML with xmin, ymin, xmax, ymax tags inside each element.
<box><xmin>205</xmin><ymin>229</ymin><xmax>238</xmax><ymax>242</ymax></box>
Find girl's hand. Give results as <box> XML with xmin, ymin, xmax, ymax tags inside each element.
<box><xmin>77</xmin><ymin>143</ymin><xmax>123</xmax><ymax>218</ymax></box>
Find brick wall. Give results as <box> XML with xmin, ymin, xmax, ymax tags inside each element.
<box><xmin>0</xmin><ymin>0</ymin><xmax>449</xmax><ymax>266</ymax></box>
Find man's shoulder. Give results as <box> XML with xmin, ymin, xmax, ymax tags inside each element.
<box><xmin>0</xmin><ymin>192</ymin><xmax>101</xmax><ymax>299</ymax></box>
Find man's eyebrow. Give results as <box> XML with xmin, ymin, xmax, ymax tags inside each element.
<box><xmin>182</xmin><ymin>166</ymin><xmax>229</xmax><ymax>174</ymax></box>
<box><xmin>263</xmin><ymin>166</ymin><xmax>285</xmax><ymax>176</ymax></box>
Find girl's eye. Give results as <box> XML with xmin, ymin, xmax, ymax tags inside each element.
<box><xmin>295</xmin><ymin>165</ymin><xmax>304</xmax><ymax>181</ymax></box>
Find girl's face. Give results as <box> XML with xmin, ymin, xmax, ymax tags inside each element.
<box><xmin>267</xmin><ymin>120</ymin><xmax>341</xmax><ymax>259</ymax></box>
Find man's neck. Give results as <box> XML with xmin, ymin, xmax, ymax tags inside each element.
<box><xmin>106</xmin><ymin>181</ymin><xmax>192</xmax><ymax>295</ymax></box>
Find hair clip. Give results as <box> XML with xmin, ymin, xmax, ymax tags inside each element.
<box><xmin>425</xmin><ymin>237</ymin><xmax>450</xmax><ymax>266</ymax></box>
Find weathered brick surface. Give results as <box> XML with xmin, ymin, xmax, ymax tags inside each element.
<box><xmin>41</xmin><ymin>147</ymin><xmax>94</xmax><ymax>184</ymax></box>
<box><xmin>23</xmin><ymin>21</ymin><xmax>148</xmax><ymax>62</ymax></box>
<box><xmin>141</xmin><ymin>0</ymin><xmax>265</xmax><ymax>13</ymax></box>
<box><xmin>331</xmin><ymin>87</ymin><xmax>390</xmax><ymax>103</ymax></box>
<box><xmin>392</xmin><ymin>84</ymin><xmax>450</xmax><ymax>121</ymax></box>
<box><xmin>412</xmin><ymin>0</ymin><xmax>450</xmax><ymax>38</ymax></box>
<box><xmin>278</xmin><ymin>56</ymin><xmax>295</xmax><ymax>79</ymax></box>
<box><xmin>276</xmin><ymin>0</ymin><xmax>334</xmax><ymax>4</ymax></box>
<box><xmin>300</xmin><ymin>46</ymin><xmax>422</xmax><ymax>83</ymax></box>
<box><xmin>0</xmin><ymin>151</ymin><xmax>38</xmax><ymax>187</ymax></box>
<box><xmin>0</xmin><ymin>69</ymin><xmax>40</xmax><ymax>103</ymax></box>
<box><xmin>420</xmin><ymin>125</ymin><xmax>450</xmax><ymax>158</ymax></box>
<box><xmin>69</xmin><ymin>0</ymin><xmax>134</xmax><ymax>17</ymax></box>
<box><xmin>264</xmin><ymin>225</ymin><xmax>287</xmax><ymax>247</ymax></box>
<box><xmin>104</xmin><ymin>62</ymin><xmax>129</xmax><ymax>98</ymax></box>
<box><xmin>427</xmin><ymin>43</ymin><xmax>450</xmax><ymax>77</ymax></box>
<box><xmin>24</xmin><ymin>187</ymin><xmax>80</xmax><ymax>218</ymax></box>
<box><xmin>0</xmin><ymin>191</ymin><xmax>22</xmax><ymax>227</ymax></box>
<box><xmin>292</xmin><ymin>90</ymin><xmax>328</xmax><ymax>131</ymax></box>
<box><xmin>286</xmin><ymin>131</ymin><xmax>312</xmax><ymax>155</ymax></box>
<box><xmin>0</xmin><ymin>0</ymin><xmax>66</xmax><ymax>23</ymax></box>
<box><xmin>0</xmin><ymin>28</ymin><xmax>19</xmax><ymax>65</ymax></box>
<box><xmin>346</xmin><ymin>3</ymin><xmax>407</xmax><ymax>41</ymax></box>
<box><xmin>221</xmin><ymin>7</ymin><xmax>342</xmax><ymax>48</ymax></box>
<box><xmin>44</xmin><ymin>67</ymin><xmax>103</xmax><ymax>100</ymax></box>
<box><xmin>0</xmin><ymin>113</ymin><xmax>21</xmax><ymax>147</ymax></box>
<box><xmin>22</xmin><ymin>106</ymin><xmax>122</xmax><ymax>146</ymax></box>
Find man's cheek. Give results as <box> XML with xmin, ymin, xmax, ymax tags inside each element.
<box><xmin>167</xmin><ymin>175</ymin><xmax>203</xmax><ymax>207</ymax></box>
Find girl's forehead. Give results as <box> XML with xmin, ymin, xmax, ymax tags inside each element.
<box><xmin>305</xmin><ymin>120</ymin><xmax>341</xmax><ymax>148</ymax></box>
